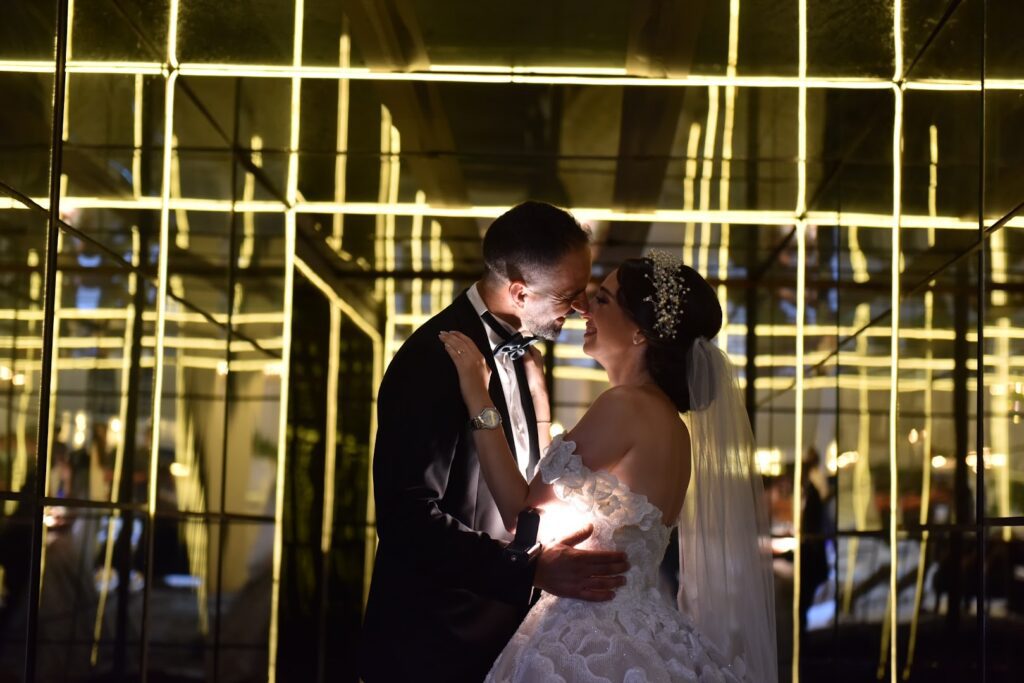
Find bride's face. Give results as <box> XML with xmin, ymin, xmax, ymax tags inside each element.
<box><xmin>581</xmin><ymin>270</ymin><xmax>638</xmax><ymax>361</ymax></box>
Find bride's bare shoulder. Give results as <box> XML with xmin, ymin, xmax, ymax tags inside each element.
<box><xmin>564</xmin><ymin>387</ymin><xmax>645</xmax><ymax>470</ymax></box>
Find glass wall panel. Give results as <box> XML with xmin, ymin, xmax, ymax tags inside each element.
<box><xmin>1</xmin><ymin>1</ymin><xmax>1023</xmax><ymax>681</ymax></box>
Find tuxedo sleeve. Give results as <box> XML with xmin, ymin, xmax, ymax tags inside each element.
<box><xmin>372</xmin><ymin>334</ymin><xmax>535</xmax><ymax>605</ymax></box>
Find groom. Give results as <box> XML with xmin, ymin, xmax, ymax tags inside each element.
<box><xmin>360</xmin><ymin>202</ymin><xmax>630</xmax><ymax>682</ymax></box>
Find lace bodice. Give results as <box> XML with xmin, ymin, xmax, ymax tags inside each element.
<box><xmin>484</xmin><ymin>435</ymin><xmax>752</xmax><ymax>683</ymax></box>
<box><xmin>538</xmin><ymin>435</ymin><xmax>672</xmax><ymax>603</ymax></box>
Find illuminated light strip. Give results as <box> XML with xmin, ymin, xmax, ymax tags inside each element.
<box><xmin>990</xmin><ymin>230</ymin><xmax>1012</xmax><ymax>536</ymax></box>
<box><xmin>901</xmin><ymin>79</ymin><xmax>1024</xmax><ymax>92</ymax></box>
<box><xmin>903</xmin><ymin>287</ymin><xmax>935</xmax><ymax>678</ymax></box>
<box><xmin>0</xmin><ymin>309</ymin><xmax>285</xmax><ymax>325</ymax></box>
<box><xmin>928</xmin><ymin>125</ymin><xmax>938</xmax><ymax>247</ymax></box>
<box><xmin>0</xmin><ymin>60</ymin><xmax>162</xmax><ymax>74</ymax></box>
<box><xmin>6</xmin><ymin>58</ymin><xmax>1024</xmax><ymax>92</ymax></box>
<box><xmin>549</xmin><ymin>369</ymin><xmax>1000</xmax><ymax>393</ymax></box>
<box><xmin>142</xmin><ymin>336</ymin><xmax>284</xmax><ymax>351</ymax></box>
<box><xmin>61</xmin><ymin>0</ymin><xmax>75</xmax><ymax>142</ymax></box>
<box><xmin>151</xmin><ymin>311</ymin><xmax>285</xmax><ymax>325</ymax></box>
<box><xmin>379</xmin><ymin>106</ymin><xmax>400</xmax><ymax>363</ymax></box>
<box><xmin>0</xmin><ymin>60</ymin><xmax>929</xmax><ymax>88</ymax></box>
<box><xmin>5</xmin><ymin>195</ymin><xmax>1024</xmax><ymax>232</ymax></box>
<box><xmin>411</xmin><ymin>191</ymin><xmax>426</xmax><ymax>317</ymax></box>
<box><xmin>994</xmin><ymin>317</ymin><xmax>1012</xmax><ymax>530</ymax></box>
<box><xmin>885</xmin><ymin>76</ymin><xmax>904</xmax><ymax>683</ymax></box>
<box><xmin>764</xmin><ymin>374</ymin><xmax>1015</xmax><ymax>392</ymax></box>
<box><xmin>682</xmin><ymin>122</ymin><xmax>702</xmax><ymax>263</ymax></box>
<box><xmin>717</xmin><ymin>0</ymin><xmax>741</xmax><ymax>356</ymax></box>
<box><xmin>791</xmin><ymin>3</ymin><xmax>808</xmax><ymax>677</ymax></box>
<box><xmin>696</xmin><ymin>86</ymin><xmax>720</xmax><ymax>274</ymax></box>
<box><xmin>321</xmin><ymin>304</ymin><xmax>341</xmax><ymax>554</ymax></box>
<box><xmin>142</xmin><ymin>3</ymin><xmax>179</xmax><ymax>676</ymax></box>
<box><xmin>9</xmin><ymin>316</ymin><xmax>1023</xmax><ymax>349</ymax></box>
<box><xmin>374</xmin><ymin>107</ymin><xmax>390</xmax><ymax>302</ymax></box>
<box><xmin>849</xmin><ymin>225</ymin><xmax>870</xmax><ymax>283</ymax></box>
<box><xmin>172</xmin><ymin>66</ymin><xmax>902</xmax><ymax>89</ymax></box>
<box><xmin>268</xmin><ymin>2</ymin><xmax>302</xmax><ymax>679</ymax></box>
<box><xmin>7</xmin><ymin>356</ymin><xmax>278</xmax><ymax>372</ymax></box>
<box><xmin>552</xmin><ymin>366</ymin><xmax>608</xmax><ymax>383</ymax></box>
<box><xmin>429</xmin><ymin>219</ymin><xmax>443</xmax><ymax>311</ymax></box>
<box><xmin>43</xmin><ymin>194</ymin><xmax>68</xmax><ymax>500</ymax></box>
<box><xmin>239</xmin><ymin>135</ymin><xmax>262</xmax><ymax>268</ymax></box>
<box><xmin>440</xmin><ymin>236</ymin><xmax>454</xmax><ymax>305</ymax></box>
<box><xmin>170</xmin><ymin>134</ymin><xmax>191</xmax><ymax>249</ymax></box>
<box><xmin>330</xmin><ymin>20</ymin><xmax>351</xmax><ymax>252</ymax></box>
<box><xmin>554</xmin><ymin>345</ymin><xmax>966</xmax><ymax>371</ymax></box>
<box><xmin>905</xmin><ymin>121</ymin><xmax>941</xmax><ymax>675</ymax></box>
<box><xmin>132</xmin><ymin>73</ymin><xmax>145</xmax><ymax>197</ymax></box>
<box><xmin>428</xmin><ymin>64</ymin><xmax>630</xmax><ymax>76</ymax></box>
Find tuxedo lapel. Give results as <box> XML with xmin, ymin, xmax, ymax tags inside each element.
<box><xmin>451</xmin><ymin>292</ymin><xmax>518</xmax><ymax>451</ymax></box>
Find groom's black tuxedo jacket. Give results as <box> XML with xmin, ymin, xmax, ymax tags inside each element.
<box><xmin>360</xmin><ymin>291</ymin><xmax>540</xmax><ymax>683</ymax></box>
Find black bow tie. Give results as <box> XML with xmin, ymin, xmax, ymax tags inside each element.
<box><xmin>481</xmin><ymin>312</ymin><xmax>539</xmax><ymax>360</ymax></box>
<box><xmin>494</xmin><ymin>333</ymin><xmax>540</xmax><ymax>360</ymax></box>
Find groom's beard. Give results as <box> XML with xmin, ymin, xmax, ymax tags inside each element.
<box><xmin>522</xmin><ymin>313</ymin><xmax>564</xmax><ymax>342</ymax></box>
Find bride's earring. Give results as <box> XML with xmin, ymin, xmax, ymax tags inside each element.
<box><xmin>632</xmin><ymin>331</ymin><xmax>644</xmax><ymax>346</ymax></box>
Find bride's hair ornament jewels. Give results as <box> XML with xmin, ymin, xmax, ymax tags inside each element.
<box><xmin>641</xmin><ymin>249</ymin><xmax>692</xmax><ymax>340</ymax></box>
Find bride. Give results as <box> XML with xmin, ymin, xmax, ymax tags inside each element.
<box><xmin>440</xmin><ymin>252</ymin><xmax>777</xmax><ymax>683</ymax></box>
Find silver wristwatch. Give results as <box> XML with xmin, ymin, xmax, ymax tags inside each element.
<box><xmin>470</xmin><ymin>406</ymin><xmax>502</xmax><ymax>431</ymax></box>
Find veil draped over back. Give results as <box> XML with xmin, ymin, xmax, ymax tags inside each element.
<box><xmin>678</xmin><ymin>338</ymin><xmax>778</xmax><ymax>682</ymax></box>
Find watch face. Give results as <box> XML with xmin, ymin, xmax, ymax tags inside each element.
<box><xmin>479</xmin><ymin>408</ymin><xmax>501</xmax><ymax>428</ymax></box>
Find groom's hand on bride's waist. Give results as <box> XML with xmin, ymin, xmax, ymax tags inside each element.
<box><xmin>533</xmin><ymin>524</ymin><xmax>630</xmax><ymax>602</ymax></box>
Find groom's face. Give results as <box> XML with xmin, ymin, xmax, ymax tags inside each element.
<box><xmin>514</xmin><ymin>245</ymin><xmax>592</xmax><ymax>341</ymax></box>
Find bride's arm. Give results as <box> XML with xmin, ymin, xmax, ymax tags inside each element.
<box><xmin>522</xmin><ymin>346</ymin><xmax>553</xmax><ymax>453</ymax></box>
<box><xmin>441</xmin><ymin>331</ymin><xmax>553</xmax><ymax>531</ymax></box>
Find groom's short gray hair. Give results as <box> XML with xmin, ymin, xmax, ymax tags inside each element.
<box><xmin>482</xmin><ymin>201</ymin><xmax>590</xmax><ymax>283</ymax></box>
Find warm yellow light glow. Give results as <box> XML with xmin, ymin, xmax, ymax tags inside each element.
<box><xmin>772</xmin><ymin>536</ymin><xmax>798</xmax><ymax>554</ymax></box>
<box><xmin>169</xmin><ymin>462</ymin><xmax>190</xmax><ymax>478</ymax></box>
<box><xmin>931</xmin><ymin>455</ymin><xmax>947</xmax><ymax>469</ymax></box>
<box><xmin>755</xmin><ymin>448</ymin><xmax>782</xmax><ymax>476</ymax></box>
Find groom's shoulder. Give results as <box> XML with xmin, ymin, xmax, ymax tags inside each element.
<box><xmin>383</xmin><ymin>296</ymin><xmax>470</xmax><ymax>378</ymax></box>
<box><xmin>401</xmin><ymin>296</ymin><xmax>466</xmax><ymax>349</ymax></box>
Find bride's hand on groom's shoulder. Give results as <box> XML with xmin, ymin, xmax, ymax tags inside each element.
<box><xmin>534</xmin><ymin>525</ymin><xmax>630</xmax><ymax>602</ymax></box>
<box><xmin>439</xmin><ymin>331</ymin><xmax>491</xmax><ymax>408</ymax></box>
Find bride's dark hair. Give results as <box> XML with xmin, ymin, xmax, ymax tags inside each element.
<box><xmin>616</xmin><ymin>258</ymin><xmax>723</xmax><ymax>412</ymax></box>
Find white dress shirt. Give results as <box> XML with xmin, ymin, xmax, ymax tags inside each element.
<box><xmin>466</xmin><ymin>283</ymin><xmax>534</xmax><ymax>478</ymax></box>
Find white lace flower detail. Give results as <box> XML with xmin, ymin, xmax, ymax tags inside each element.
<box><xmin>538</xmin><ymin>435</ymin><xmax>665</xmax><ymax>531</ymax></box>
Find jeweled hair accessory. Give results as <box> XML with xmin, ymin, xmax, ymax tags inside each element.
<box><xmin>642</xmin><ymin>250</ymin><xmax>690</xmax><ymax>340</ymax></box>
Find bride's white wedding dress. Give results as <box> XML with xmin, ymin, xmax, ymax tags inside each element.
<box><xmin>485</xmin><ymin>435</ymin><xmax>752</xmax><ymax>683</ymax></box>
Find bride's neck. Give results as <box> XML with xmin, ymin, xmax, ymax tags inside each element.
<box><xmin>605</xmin><ymin>352</ymin><xmax>655</xmax><ymax>389</ymax></box>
